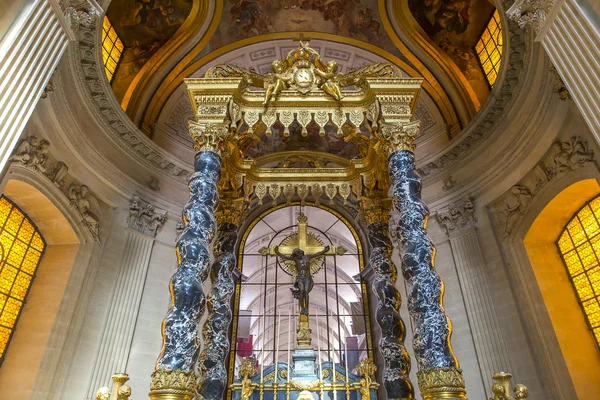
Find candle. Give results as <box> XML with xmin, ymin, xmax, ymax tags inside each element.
<box><xmin>260</xmin><ymin>273</ymin><xmax>266</xmax><ymax>383</ymax></box>
<box><xmin>343</xmin><ymin>309</ymin><xmax>349</xmax><ymax>383</ymax></box>
<box><xmin>332</xmin><ymin>311</ymin><xmax>336</xmax><ymax>383</ymax></box>
<box><xmin>287</xmin><ymin>307</ymin><xmax>291</xmax><ymax>382</ymax></box>
<box><xmin>275</xmin><ymin>308</ymin><xmax>282</xmax><ymax>368</ymax></box>
<box><xmin>316</xmin><ymin>309</ymin><xmax>323</xmax><ymax>382</ymax></box>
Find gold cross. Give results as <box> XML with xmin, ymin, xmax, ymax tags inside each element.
<box><xmin>259</xmin><ymin>213</ymin><xmax>345</xmax><ymax>256</ymax></box>
<box><xmin>292</xmin><ymin>33</ymin><xmax>312</xmax><ymax>44</ymax></box>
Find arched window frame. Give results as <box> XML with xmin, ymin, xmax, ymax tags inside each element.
<box><xmin>475</xmin><ymin>10</ymin><xmax>503</xmax><ymax>87</ymax></box>
<box><xmin>101</xmin><ymin>16</ymin><xmax>124</xmax><ymax>83</ymax></box>
<box><xmin>557</xmin><ymin>194</ymin><xmax>600</xmax><ymax>351</ymax></box>
<box><xmin>0</xmin><ymin>195</ymin><xmax>46</xmax><ymax>364</ymax></box>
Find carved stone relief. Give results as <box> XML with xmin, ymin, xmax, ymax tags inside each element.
<box><xmin>506</xmin><ymin>0</ymin><xmax>554</xmax><ymax>35</ymax></box>
<box><xmin>74</xmin><ymin>25</ymin><xmax>192</xmax><ymax>182</ymax></box>
<box><xmin>434</xmin><ymin>196</ymin><xmax>476</xmax><ymax>235</ymax></box>
<box><xmin>126</xmin><ymin>196</ymin><xmax>166</xmax><ymax>237</ymax></box>
<box><xmin>492</xmin><ymin>136</ymin><xmax>595</xmax><ymax>237</ymax></box>
<box><xmin>9</xmin><ymin>134</ymin><xmax>105</xmax><ymax>241</ymax></box>
<box><xmin>59</xmin><ymin>0</ymin><xmax>102</xmax><ymax>38</ymax></box>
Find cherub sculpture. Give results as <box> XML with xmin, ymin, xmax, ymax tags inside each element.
<box><xmin>263</xmin><ymin>60</ymin><xmax>291</xmax><ymax>104</ymax></box>
<box><xmin>315</xmin><ymin>60</ymin><xmax>343</xmax><ymax>101</ymax></box>
<box><xmin>95</xmin><ymin>387</ymin><xmax>110</xmax><ymax>400</ymax></box>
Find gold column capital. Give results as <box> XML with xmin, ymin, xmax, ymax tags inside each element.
<box><xmin>188</xmin><ymin>121</ymin><xmax>229</xmax><ymax>155</ymax></box>
<box><xmin>360</xmin><ymin>196</ymin><xmax>392</xmax><ymax>225</ymax></box>
<box><xmin>149</xmin><ymin>368</ymin><xmax>196</xmax><ymax>400</ymax></box>
<box><xmin>216</xmin><ymin>196</ymin><xmax>246</xmax><ymax>226</ymax></box>
<box><xmin>417</xmin><ymin>367</ymin><xmax>467</xmax><ymax>400</ymax></box>
<box><xmin>380</xmin><ymin>120</ymin><xmax>420</xmax><ymax>155</ymax></box>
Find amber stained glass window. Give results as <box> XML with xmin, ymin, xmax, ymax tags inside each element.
<box><xmin>0</xmin><ymin>196</ymin><xmax>45</xmax><ymax>363</ymax></box>
<box><xmin>476</xmin><ymin>10</ymin><xmax>503</xmax><ymax>87</ymax></box>
<box><xmin>101</xmin><ymin>16</ymin><xmax>124</xmax><ymax>83</ymax></box>
<box><xmin>558</xmin><ymin>195</ymin><xmax>600</xmax><ymax>350</ymax></box>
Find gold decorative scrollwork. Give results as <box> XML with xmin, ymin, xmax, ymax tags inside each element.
<box><xmin>188</xmin><ymin>121</ymin><xmax>229</xmax><ymax>155</ymax></box>
<box><xmin>149</xmin><ymin>368</ymin><xmax>196</xmax><ymax>400</ymax></box>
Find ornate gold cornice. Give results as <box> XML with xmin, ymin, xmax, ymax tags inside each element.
<box><xmin>416</xmin><ymin>367</ymin><xmax>467</xmax><ymax>400</ymax></box>
<box><xmin>360</xmin><ymin>196</ymin><xmax>392</xmax><ymax>225</ymax></box>
<box><xmin>149</xmin><ymin>368</ymin><xmax>196</xmax><ymax>400</ymax></box>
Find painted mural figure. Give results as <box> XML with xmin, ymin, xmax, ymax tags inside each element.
<box><xmin>274</xmin><ymin>245</ymin><xmax>330</xmax><ymax>315</ymax></box>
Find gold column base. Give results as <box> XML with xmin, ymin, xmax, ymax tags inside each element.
<box><xmin>417</xmin><ymin>367</ymin><xmax>468</xmax><ymax>400</ymax></box>
<box><xmin>297</xmin><ymin>314</ymin><xmax>312</xmax><ymax>347</ymax></box>
<box><xmin>148</xmin><ymin>368</ymin><xmax>196</xmax><ymax>400</ymax></box>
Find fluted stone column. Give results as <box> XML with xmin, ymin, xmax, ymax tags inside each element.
<box><xmin>507</xmin><ymin>0</ymin><xmax>600</xmax><ymax>139</ymax></box>
<box><xmin>86</xmin><ymin>197</ymin><xmax>165</xmax><ymax>398</ymax></box>
<box><xmin>361</xmin><ymin>197</ymin><xmax>414</xmax><ymax>399</ymax></box>
<box><xmin>384</xmin><ymin>122</ymin><xmax>467</xmax><ymax>399</ymax></box>
<box><xmin>434</xmin><ymin>197</ymin><xmax>513</xmax><ymax>394</ymax></box>
<box><xmin>0</xmin><ymin>0</ymin><xmax>100</xmax><ymax>174</ymax></box>
<box><xmin>150</xmin><ymin>122</ymin><xmax>228</xmax><ymax>400</ymax></box>
<box><xmin>197</xmin><ymin>197</ymin><xmax>244</xmax><ymax>400</ymax></box>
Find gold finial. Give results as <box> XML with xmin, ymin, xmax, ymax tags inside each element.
<box><xmin>489</xmin><ymin>372</ymin><xmax>529</xmax><ymax>400</ymax></box>
<box><xmin>239</xmin><ymin>357</ymin><xmax>258</xmax><ymax>379</ymax></box>
<box><xmin>239</xmin><ymin>358</ymin><xmax>257</xmax><ymax>400</ymax></box>
<box><xmin>95</xmin><ymin>373</ymin><xmax>131</xmax><ymax>400</ymax></box>
<box><xmin>297</xmin><ymin>213</ymin><xmax>308</xmax><ymax>223</ymax></box>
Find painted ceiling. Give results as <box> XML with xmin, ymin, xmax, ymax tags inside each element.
<box><xmin>103</xmin><ymin>0</ymin><xmax>501</xmax><ymax>146</ymax></box>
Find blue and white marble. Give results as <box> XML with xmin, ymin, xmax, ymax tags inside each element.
<box><xmin>367</xmin><ymin>221</ymin><xmax>414</xmax><ymax>398</ymax></box>
<box><xmin>155</xmin><ymin>150</ymin><xmax>221</xmax><ymax>371</ymax></box>
<box><xmin>389</xmin><ymin>150</ymin><xmax>457</xmax><ymax>370</ymax></box>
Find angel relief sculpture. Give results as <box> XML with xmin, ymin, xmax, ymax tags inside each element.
<box><xmin>68</xmin><ymin>184</ymin><xmax>101</xmax><ymax>241</ymax></box>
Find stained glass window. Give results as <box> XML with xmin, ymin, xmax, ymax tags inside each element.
<box><xmin>558</xmin><ymin>195</ymin><xmax>600</xmax><ymax>350</ymax></box>
<box><xmin>0</xmin><ymin>195</ymin><xmax>45</xmax><ymax>363</ymax></box>
<box><xmin>101</xmin><ymin>16</ymin><xmax>124</xmax><ymax>83</ymax></box>
<box><xmin>476</xmin><ymin>10</ymin><xmax>503</xmax><ymax>87</ymax></box>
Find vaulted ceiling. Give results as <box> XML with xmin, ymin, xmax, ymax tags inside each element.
<box><xmin>103</xmin><ymin>0</ymin><xmax>500</xmax><ymax>152</ymax></box>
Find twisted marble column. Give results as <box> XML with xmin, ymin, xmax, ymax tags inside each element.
<box><xmin>385</xmin><ymin>123</ymin><xmax>467</xmax><ymax>399</ymax></box>
<box><xmin>362</xmin><ymin>197</ymin><xmax>414</xmax><ymax>399</ymax></box>
<box><xmin>150</xmin><ymin>122</ymin><xmax>228</xmax><ymax>400</ymax></box>
<box><xmin>197</xmin><ymin>198</ymin><xmax>244</xmax><ymax>400</ymax></box>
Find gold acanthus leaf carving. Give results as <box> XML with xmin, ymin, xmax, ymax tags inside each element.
<box><xmin>188</xmin><ymin>121</ymin><xmax>229</xmax><ymax>155</ymax></box>
<box><xmin>149</xmin><ymin>368</ymin><xmax>196</xmax><ymax>393</ymax></box>
<box><xmin>378</xmin><ymin>120</ymin><xmax>421</xmax><ymax>154</ymax></box>
<box><xmin>416</xmin><ymin>367</ymin><xmax>466</xmax><ymax>399</ymax></box>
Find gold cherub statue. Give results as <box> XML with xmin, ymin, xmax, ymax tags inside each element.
<box><xmin>263</xmin><ymin>60</ymin><xmax>292</xmax><ymax>104</ymax></box>
<box><xmin>315</xmin><ymin>60</ymin><xmax>343</xmax><ymax>101</ymax></box>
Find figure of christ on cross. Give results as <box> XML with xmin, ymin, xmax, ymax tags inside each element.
<box><xmin>259</xmin><ymin>213</ymin><xmax>346</xmax><ymax>319</ymax></box>
<box><xmin>274</xmin><ymin>246</ymin><xmax>330</xmax><ymax>316</ymax></box>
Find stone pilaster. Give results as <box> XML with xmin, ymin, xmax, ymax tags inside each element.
<box><xmin>0</xmin><ymin>0</ymin><xmax>100</xmax><ymax>175</ymax></box>
<box><xmin>150</xmin><ymin>122</ymin><xmax>228</xmax><ymax>400</ymax></box>
<box><xmin>384</xmin><ymin>122</ymin><xmax>467</xmax><ymax>399</ymax></box>
<box><xmin>361</xmin><ymin>196</ymin><xmax>414</xmax><ymax>399</ymax></box>
<box><xmin>86</xmin><ymin>197</ymin><xmax>165</xmax><ymax>398</ymax></box>
<box><xmin>434</xmin><ymin>197</ymin><xmax>514</xmax><ymax>394</ymax></box>
<box><xmin>197</xmin><ymin>197</ymin><xmax>244</xmax><ymax>400</ymax></box>
<box><xmin>507</xmin><ymin>0</ymin><xmax>600</xmax><ymax>138</ymax></box>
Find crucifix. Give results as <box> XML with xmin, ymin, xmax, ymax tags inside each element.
<box><xmin>259</xmin><ymin>213</ymin><xmax>346</xmax><ymax>347</ymax></box>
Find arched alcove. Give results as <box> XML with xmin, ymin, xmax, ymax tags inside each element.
<box><xmin>524</xmin><ymin>178</ymin><xmax>600</xmax><ymax>398</ymax></box>
<box><xmin>0</xmin><ymin>179</ymin><xmax>80</xmax><ymax>398</ymax></box>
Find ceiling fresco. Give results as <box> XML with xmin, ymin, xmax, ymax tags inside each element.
<box><xmin>106</xmin><ymin>0</ymin><xmax>193</xmax><ymax>102</ymax></box>
<box><xmin>205</xmin><ymin>0</ymin><xmax>398</xmax><ymax>55</ymax></box>
<box><xmin>407</xmin><ymin>0</ymin><xmax>496</xmax><ymax>104</ymax></box>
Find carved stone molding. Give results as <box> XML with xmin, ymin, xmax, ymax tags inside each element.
<box><xmin>9</xmin><ymin>134</ymin><xmax>104</xmax><ymax>241</ymax></box>
<box><xmin>73</xmin><ymin>25</ymin><xmax>192</xmax><ymax>183</ymax></box>
<box><xmin>493</xmin><ymin>136</ymin><xmax>595</xmax><ymax>236</ymax></box>
<box><xmin>126</xmin><ymin>196</ymin><xmax>166</xmax><ymax>237</ymax></box>
<box><xmin>506</xmin><ymin>0</ymin><xmax>554</xmax><ymax>35</ymax></box>
<box><xmin>58</xmin><ymin>0</ymin><xmax>102</xmax><ymax>38</ymax></box>
<box><xmin>549</xmin><ymin>66</ymin><xmax>571</xmax><ymax>101</ymax></box>
<box><xmin>416</xmin><ymin>13</ymin><xmax>531</xmax><ymax>181</ymax></box>
<box><xmin>434</xmin><ymin>196</ymin><xmax>476</xmax><ymax>236</ymax></box>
